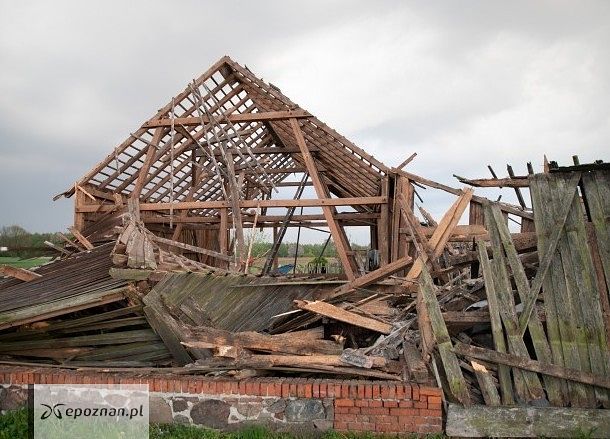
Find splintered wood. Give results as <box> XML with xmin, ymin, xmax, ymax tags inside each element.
<box><xmin>4</xmin><ymin>55</ymin><xmax>610</xmax><ymax>438</ymax></box>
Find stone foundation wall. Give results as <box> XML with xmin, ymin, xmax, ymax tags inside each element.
<box><xmin>0</xmin><ymin>366</ymin><xmax>443</xmax><ymax>435</ymax></box>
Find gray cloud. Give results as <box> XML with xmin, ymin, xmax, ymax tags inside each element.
<box><xmin>1</xmin><ymin>0</ymin><xmax>608</xmax><ymax>242</ymax></box>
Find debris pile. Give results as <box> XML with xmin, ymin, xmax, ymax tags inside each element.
<box><xmin>1</xmin><ymin>57</ymin><xmax>609</xmax><ymax>428</ymax></box>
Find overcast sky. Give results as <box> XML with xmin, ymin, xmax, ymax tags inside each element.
<box><xmin>1</xmin><ymin>1</ymin><xmax>608</xmax><ymax>244</ymax></box>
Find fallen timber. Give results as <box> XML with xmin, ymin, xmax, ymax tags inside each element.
<box><xmin>3</xmin><ymin>56</ymin><xmax>609</xmax><ymax>438</ymax></box>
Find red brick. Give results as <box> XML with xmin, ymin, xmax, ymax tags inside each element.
<box><xmin>356</xmin><ymin>414</ymin><xmax>370</xmax><ymax>423</ymax></box>
<box><xmin>390</xmin><ymin>407</ymin><xmax>419</xmax><ymax>416</ymax></box>
<box><xmin>247</xmin><ymin>381</ymin><xmax>259</xmax><ymax>395</ymax></box>
<box><xmin>357</xmin><ymin>384</ymin><xmax>365</xmax><ymax>399</ymax></box>
<box><xmin>312</xmin><ymin>382</ymin><xmax>320</xmax><ymax>398</ymax></box>
<box><xmin>335</xmin><ymin>413</ymin><xmax>358</xmax><ymax>422</ymax></box>
<box><xmin>420</xmin><ymin>386</ymin><xmax>442</xmax><ymax>397</ymax></box>
<box><xmin>399</xmin><ymin>400</ymin><xmax>413</xmax><ymax>408</ymax></box>
<box><xmin>341</xmin><ymin>383</ymin><xmax>350</xmax><ymax>398</ymax></box>
<box><xmin>428</xmin><ymin>395</ymin><xmax>442</xmax><ymax>404</ymax></box>
<box><xmin>364</xmin><ymin>384</ymin><xmax>373</xmax><ymax>399</ymax></box>
<box><xmin>335</xmin><ymin>398</ymin><xmax>354</xmax><ymax>407</ymax></box>
<box><xmin>319</xmin><ymin>383</ymin><xmax>327</xmax><ymax>398</ymax></box>
<box><xmin>354</xmin><ymin>399</ymin><xmax>368</xmax><ymax>407</ymax></box>
<box><xmin>421</xmin><ymin>408</ymin><xmax>442</xmax><ymax>417</ymax></box>
<box><xmin>383</xmin><ymin>400</ymin><xmax>398</xmax><ymax>407</ymax></box>
<box><xmin>412</xmin><ymin>384</ymin><xmax>420</xmax><ymax>400</ymax></box>
<box><xmin>428</xmin><ymin>402</ymin><xmax>442</xmax><ymax>410</ymax></box>
<box><xmin>398</xmin><ymin>416</ymin><xmax>415</xmax><ymax>427</ymax></box>
<box><xmin>380</xmin><ymin>385</ymin><xmax>390</xmax><ymax>399</ymax></box>
<box><xmin>334</xmin><ymin>421</ymin><xmax>348</xmax><ymax>430</ymax></box>
<box><xmin>361</xmin><ymin>407</ymin><xmax>388</xmax><ymax>415</ymax></box>
<box><xmin>372</xmin><ymin>384</ymin><xmax>381</xmax><ymax>399</ymax></box>
<box><xmin>281</xmin><ymin>382</ymin><xmax>289</xmax><ymax>397</ymax></box>
<box><xmin>348</xmin><ymin>407</ymin><xmax>360</xmax><ymax>414</ymax></box>
<box><xmin>289</xmin><ymin>383</ymin><xmax>297</xmax><ymax>397</ymax></box>
<box><xmin>419</xmin><ymin>394</ymin><xmax>428</xmax><ymax>403</ymax></box>
<box><xmin>335</xmin><ymin>406</ymin><xmax>350</xmax><ymax>414</ymax></box>
<box><xmin>304</xmin><ymin>383</ymin><xmax>313</xmax><ymax>398</ymax></box>
<box><xmin>368</xmin><ymin>400</ymin><xmax>383</xmax><ymax>408</ymax></box>
<box><xmin>348</xmin><ymin>422</ymin><xmax>375</xmax><ymax>431</ymax></box>
<box><xmin>414</xmin><ymin>400</ymin><xmax>427</xmax><ymax>409</ymax></box>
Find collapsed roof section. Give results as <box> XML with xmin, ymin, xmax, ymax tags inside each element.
<box><xmin>61</xmin><ymin>56</ymin><xmax>388</xmax><ymax>205</ymax></box>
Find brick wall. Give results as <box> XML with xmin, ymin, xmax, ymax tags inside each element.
<box><xmin>0</xmin><ymin>366</ymin><xmax>443</xmax><ymax>435</ymax></box>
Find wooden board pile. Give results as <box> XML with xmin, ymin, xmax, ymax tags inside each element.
<box><xmin>1</xmin><ymin>56</ymin><xmax>609</xmax><ymax>438</ymax></box>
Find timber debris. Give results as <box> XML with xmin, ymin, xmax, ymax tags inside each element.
<box><xmin>1</xmin><ymin>56</ymin><xmax>609</xmax><ymax>436</ymax></box>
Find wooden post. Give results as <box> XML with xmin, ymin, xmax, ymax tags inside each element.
<box><xmin>290</xmin><ymin>118</ymin><xmax>356</xmax><ymax>280</ymax></box>
<box><xmin>378</xmin><ymin>176</ymin><xmax>390</xmax><ymax>266</ymax></box>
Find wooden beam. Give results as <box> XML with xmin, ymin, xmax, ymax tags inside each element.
<box><xmin>420</xmin><ymin>266</ymin><xmax>471</xmax><ymax>405</ymax></box>
<box><xmin>294</xmin><ymin>300</ymin><xmax>393</xmax><ymax>334</ymax></box>
<box><xmin>131</xmin><ymin>127</ymin><xmax>165</xmax><ymax>199</ymax></box>
<box><xmin>143</xmin><ymin>110</ymin><xmax>312</xmax><ymax>127</ymax></box>
<box><xmin>455</xmin><ymin>175</ymin><xmax>530</xmax><ymax>188</ymax></box>
<box><xmin>454</xmin><ymin>342</ymin><xmax>610</xmax><ymax>391</ymax></box>
<box><xmin>446</xmin><ymin>403</ymin><xmax>610</xmax><ymax>438</ymax></box>
<box><xmin>290</xmin><ymin>117</ymin><xmax>356</xmax><ymax>280</ymax></box>
<box><xmin>403</xmin><ymin>188</ymin><xmax>473</xmax><ymax>284</ymax></box>
<box><xmin>150</xmin><ymin>235</ymin><xmax>231</xmax><ymax>261</ymax></box>
<box><xmin>0</xmin><ymin>265</ymin><xmax>42</xmax><ymax>282</ymax></box>
<box><xmin>335</xmin><ymin>256</ymin><xmax>413</xmax><ymax>295</ymax></box>
<box><xmin>68</xmin><ymin>226</ymin><xmax>94</xmax><ymax>250</ymax></box>
<box><xmin>76</xmin><ymin>196</ymin><xmax>387</xmax><ymax>213</ymax></box>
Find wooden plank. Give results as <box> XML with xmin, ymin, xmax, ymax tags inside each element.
<box><xmin>44</xmin><ymin>240</ymin><xmax>71</xmax><ymax>256</ymax></box>
<box><xmin>403</xmin><ymin>188</ymin><xmax>473</xmax><ymax>284</ymax></box>
<box><xmin>396</xmin><ymin>169</ymin><xmax>534</xmax><ymax>219</ymax></box>
<box><xmin>490</xmin><ymin>204</ymin><xmax>565</xmax><ymax>405</ymax></box>
<box><xmin>455</xmin><ymin>176</ymin><xmax>530</xmax><ymax>188</ymax></box>
<box><xmin>454</xmin><ymin>342</ymin><xmax>610</xmax><ymax>390</ymax></box>
<box><xmin>294</xmin><ymin>300</ymin><xmax>392</xmax><ymax>334</ymax></box>
<box><xmin>0</xmin><ymin>265</ymin><xmax>42</xmax><ymax>282</ymax></box>
<box><xmin>182</xmin><ymin>324</ymin><xmax>343</xmax><ymax>356</ymax></box>
<box><xmin>143</xmin><ymin>305</ymin><xmax>191</xmax><ymax>366</ymax></box>
<box><xmin>68</xmin><ymin>226</ymin><xmax>94</xmax><ymax>250</ymax></box>
<box><xmin>518</xmin><ymin>173</ymin><xmax>581</xmax><ymax>333</ymax></box>
<box><xmin>378</xmin><ymin>176</ymin><xmax>390</xmax><ymax>266</ymax></box>
<box><xmin>334</xmin><ymin>256</ymin><xmax>412</xmax><ymax>295</ymax></box>
<box><xmin>131</xmin><ymin>127</ymin><xmax>165</xmax><ymax>200</ymax></box>
<box><xmin>476</xmin><ymin>238</ymin><xmax>514</xmax><ymax>405</ymax></box>
<box><xmin>446</xmin><ymin>403</ymin><xmax>610</xmax><ymax>438</ymax></box>
<box><xmin>531</xmin><ymin>172</ymin><xmax>589</xmax><ymax>406</ymax></box>
<box><xmin>151</xmin><ymin>234</ymin><xmax>231</xmax><ymax>261</ymax></box>
<box><xmin>420</xmin><ymin>266</ymin><xmax>471</xmax><ymax>405</ymax></box>
<box><xmin>484</xmin><ymin>203</ymin><xmax>545</xmax><ymax>402</ymax></box>
<box><xmin>76</xmin><ymin>196</ymin><xmax>387</xmax><ymax>213</ymax></box>
<box><xmin>290</xmin><ymin>117</ymin><xmax>356</xmax><ymax>280</ymax></box>
<box><xmin>471</xmin><ymin>360</ymin><xmax>501</xmax><ymax>406</ymax></box>
<box><xmin>143</xmin><ymin>109</ymin><xmax>312</xmax><ymax>127</ymax></box>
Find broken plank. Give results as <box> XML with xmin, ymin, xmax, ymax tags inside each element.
<box><xmin>335</xmin><ymin>256</ymin><xmax>412</xmax><ymax>295</ymax></box>
<box><xmin>143</xmin><ymin>305</ymin><xmax>192</xmax><ymax>366</ymax></box>
<box><xmin>294</xmin><ymin>300</ymin><xmax>392</xmax><ymax>334</ymax></box>
<box><xmin>454</xmin><ymin>342</ymin><xmax>610</xmax><ymax>390</ymax></box>
<box><xmin>69</xmin><ymin>226</ymin><xmax>95</xmax><ymax>250</ymax></box>
<box><xmin>0</xmin><ymin>265</ymin><xmax>42</xmax><ymax>282</ymax></box>
<box><xmin>420</xmin><ymin>266</ymin><xmax>471</xmax><ymax>405</ymax></box>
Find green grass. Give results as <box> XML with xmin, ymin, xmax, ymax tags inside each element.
<box><xmin>0</xmin><ymin>408</ymin><xmax>28</xmax><ymax>439</ymax></box>
<box><xmin>0</xmin><ymin>256</ymin><xmax>52</xmax><ymax>269</ymax></box>
<box><xmin>1</xmin><ymin>409</ymin><xmax>446</xmax><ymax>439</ymax></box>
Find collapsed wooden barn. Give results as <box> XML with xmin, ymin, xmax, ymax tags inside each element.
<box><xmin>1</xmin><ymin>56</ymin><xmax>609</xmax><ymax>436</ymax></box>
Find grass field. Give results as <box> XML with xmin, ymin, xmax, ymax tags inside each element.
<box><xmin>0</xmin><ymin>256</ymin><xmax>52</xmax><ymax>269</ymax></box>
<box><xmin>0</xmin><ymin>409</ymin><xmax>444</xmax><ymax>439</ymax></box>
